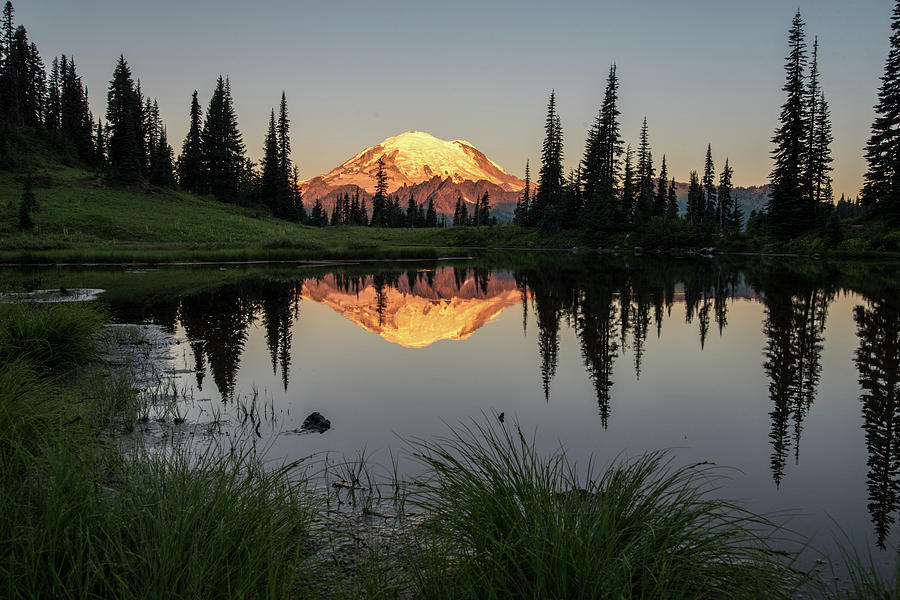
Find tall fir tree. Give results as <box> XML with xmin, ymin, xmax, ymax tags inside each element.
<box><xmin>701</xmin><ymin>145</ymin><xmax>717</xmax><ymax>227</ymax></box>
<box><xmin>515</xmin><ymin>159</ymin><xmax>531</xmax><ymax>226</ymax></box>
<box><xmin>768</xmin><ymin>10</ymin><xmax>810</xmax><ymax>238</ymax></box>
<box><xmin>635</xmin><ymin>117</ymin><xmax>655</xmax><ymax>226</ymax></box>
<box><xmin>274</xmin><ymin>91</ymin><xmax>294</xmax><ymax>219</ymax></box>
<box><xmin>862</xmin><ymin>0</ymin><xmax>900</xmax><ymax>224</ymax></box>
<box><xmin>620</xmin><ymin>145</ymin><xmax>635</xmax><ymax>223</ymax></box>
<box><xmin>178</xmin><ymin>90</ymin><xmax>203</xmax><ymax>192</ymax></box>
<box><xmin>582</xmin><ymin>64</ymin><xmax>623</xmax><ymax>231</ymax></box>
<box><xmin>719</xmin><ymin>158</ymin><xmax>741</xmax><ymax>236</ymax></box>
<box><xmin>425</xmin><ymin>198</ymin><xmax>437</xmax><ymax>227</ymax></box>
<box><xmin>533</xmin><ymin>90</ymin><xmax>564</xmax><ymax>233</ymax></box>
<box><xmin>45</xmin><ymin>56</ymin><xmax>60</xmax><ymax>134</ymax></box>
<box><xmin>370</xmin><ymin>155</ymin><xmax>388</xmax><ymax>227</ymax></box>
<box><xmin>58</xmin><ymin>56</ymin><xmax>94</xmax><ymax>163</ymax></box>
<box><xmin>666</xmin><ymin>177</ymin><xmax>679</xmax><ymax>221</ymax></box>
<box><xmin>804</xmin><ymin>37</ymin><xmax>821</xmax><ymax>208</ymax></box>
<box><xmin>106</xmin><ymin>55</ymin><xmax>145</xmax><ymax>181</ymax></box>
<box><xmin>812</xmin><ymin>89</ymin><xmax>834</xmax><ymax>212</ymax></box>
<box><xmin>654</xmin><ymin>155</ymin><xmax>669</xmax><ymax>218</ymax></box>
<box><xmin>200</xmin><ymin>76</ymin><xmax>245</xmax><ymax>202</ymax></box>
<box><xmin>804</xmin><ymin>37</ymin><xmax>835</xmax><ymax>225</ymax></box>
<box><xmin>685</xmin><ymin>170</ymin><xmax>703</xmax><ymax>225</ymax></box>
<box><xmin>478</xmin><ymin>191</ymin><xmax>491</xmax><ymax>226</ymax></box>
<box><xmin>149</xmin><ymin>126</ymin><xmax>174</xmax><ymax>186</ymax></box>
<box><xmin>259</xmin><ymin>110</ymin><xmax>280</xmax><ymax>212</ymax></box>
<box><xmin>407</xmin><ymin>194</ymin><xmax>417</xmax><ymax>228</ymax></box>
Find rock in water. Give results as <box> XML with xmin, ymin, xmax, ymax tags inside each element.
<box><xmin>301</xmin><ymin>412</ymin><xmax>331</xmax><ymax>433</ymax></box>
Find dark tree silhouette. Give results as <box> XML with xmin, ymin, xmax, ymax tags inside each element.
<box><xmin>862</xmin><ymin>0</ymin><xmax>900</xmax><ymax>224</ymax></box>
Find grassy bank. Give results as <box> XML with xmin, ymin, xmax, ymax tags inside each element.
<box><xmin>0</xmin><ymin>301</ymin><xmax>896</xmax><ymax>598</ymax></box>
<box><xmin>0</xmin><ymin>302</ymin><xmax>315</xmax><ymax>598</ymax></box>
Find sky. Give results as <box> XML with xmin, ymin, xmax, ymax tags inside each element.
<box><xmin>16</xmin><ymin>0</ymin><xmax>893</xmax><ymax>198</ymax></box>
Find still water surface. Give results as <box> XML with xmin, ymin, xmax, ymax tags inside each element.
<box><xmin>11</xmin><ymin>256</ymin><xmax>900</xmax><ymax>574</ymax></box>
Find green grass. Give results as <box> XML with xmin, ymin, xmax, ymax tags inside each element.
<box><xmin>405</xmin><ymin>420</ymin><xmax>807</xmax><ymax>600</ymax></box>
<box><xmin>0</xmin><ymin>302</ymin><xmax>104</xmax><ymax>370</ymax></box>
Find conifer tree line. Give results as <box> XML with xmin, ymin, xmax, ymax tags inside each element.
<box><xmin>307</xmin><ymin>154</ymin><xmax>445</xmax><ymax>229</ymax></box>
<box><xmin>453</xmin><ymin>192</ymin><xmax>494</xmax><ymax>226</ymax></box>
<box><xmin>514</xmin><ymin>68</ymin><xmax>744</xmax><ymax>241</ymax></box>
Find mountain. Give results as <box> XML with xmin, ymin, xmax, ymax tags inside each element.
<box><xmin>300</xmin><ymin>131</ymin><xmax>527</xmax><ymax>219</ymax></box>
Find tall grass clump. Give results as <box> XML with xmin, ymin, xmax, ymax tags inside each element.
<box><xmin>0</xmin><ymin>302</ymin><xmax>103</xmax><ymax>371</ymax></box>
<box><xmin>3</xmin><ymin>441</ymin><xmax>314</xmax><ymax>599</ymax></box>
<box><xmin>408</xmin><ymin>420</ymin><xmax>805</xmax><ymax>600</ymax></box>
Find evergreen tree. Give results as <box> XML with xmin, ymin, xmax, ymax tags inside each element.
<box><xmin>425</xmin><ymin>198</ymin><xmax>437</xmax><ymax>227</ymax></box>
<box><xmin>178</xmin><ymin>90</ymin><xmax>203</xmax><ymax>192</ymax></box>
<box><xmin>106</xmin><ymin>55</ymin><xmax>145</xmax><ymax>181</ymax></box>
<box><xmin>582</xmin><ymin>65</ymin><xmax>623</xmax><ymax>232</ymax></box>
<box><xmin>407</xmin><ymin>194</ymin><xmax>417</xmax><ymax>228</ymax></box>
<box><xmin>533</xmin><ymin>90</ymin><xmax>564</xmax><ymax>233</ymax></box>
<box><xmin>804</xmin><ymin>37</ymin><xmax>821</xmax><ymax>208</ymax></box>
<box><xmin>59</xmin><ymin>57</ymin><xmax>94</xmax><ymax>163</ymax></box>
<box><xmin>515</xmin><ymin>159</ymin><xmax>531</xmax><ymax>226</ymax></box>
<box><xmin>350</xmin><ymin>189</ymin><xmax>361</xmax><ymax>225</ymax></box>
<box><xmin>478</xmin><ymin>191</ymin><xmax>491</xmax><ymax>225</ymax></box>
<box><xmin>330</xmin><ymin>200</ymin><xmax>340</xmax><ymax>226</ymax></box>
<box><xmin>654</xmin><ymin>155</ymin><xmax>668</xmax><ymax>218</ymax></box>
<box><xmin>719</xmin><ymin>158</ymin><xmax>740</xmax><ymax>236</ymax></box>
<box><xmin>768</xmin><ymin>10</ymin><xmax>810</xmax><ymax>238</ymax></box>
<box><xmin>370</xmin><ymin>155</ymin><xmax>388</xmax><ymax>227</ymax></box>
<box><xmin>310</xmin><ymin>198</ymin><xmax>325</xmax><ymax>226</ymax></box>
<box><xmin>635</xmin><ymin>117</ymin><xmax>655</xmax><ymax>226</ymax></box>
<box><xmin>812</xmin><ymin>89</ymin><xmax>834</xmax><ymax>210</ymax></box>
<box><xmin>274</xmin><ymin>91</ymin><xmax>294</xmax><ymax>219</ymax></box>
<box><xmin>415</xmin><ymin>201</ymin><xmax>426</xmax><ymax>227</ymax></box>
<box><xmin>666</xmin><ymin>177</ymin><xmax>679</xmax><ymax>221</ymax></box>
<box><xmin>94</xmin><ymin>118</ymin><xmax>105</xmax><ymax>170</ymax></box>
<box><xmin>146</xmin><ymin>124</ymin><xmax>173</xmax><ymax>186</ymax></box>
<box><xmin>805</xmin><ymin>38</ymin><xmax>834</xmax><ymax>225</ymax></box>
<box><xmin>620</xmin><ymin>145</ymin><xmax>635</xmax><ymax>224</ymax></box>
<box><xmin>200</xmin><ymin>76</ymin><xmax>245</xmax><ymax>202</ymax></box>
<box><xmin>259</xmin><ymin>110</ymin><xmax>280</xmax><ymax>211</ymax></box>
<box><xmin>686</xmin><ymin>170</ymin><xmax>703</xmax><ymax>224</ymax></box>
<box><xmin>863</xmin><ymin>0</ymin><xmax>900</xmax><ymax>224</ymax></box>
<box><xmin>702</xmin><ymin>144</ymin><xmax>717</xmax><ymax>227</ymax></box>
<box><xmin>45</xmin><ymin>56</ymin><xmax>60</xmax><ymax>134</ymax></box>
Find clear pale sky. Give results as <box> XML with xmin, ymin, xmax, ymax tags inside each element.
<box><xmin>17</xmin><ymin>0</ymin><xmax>892</xmax><ymax>197</ymax></box>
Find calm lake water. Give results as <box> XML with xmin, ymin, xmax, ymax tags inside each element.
<box><xmin>7</xmin><ymin>255</ymin><xmax>900</xmax><ymax>575</ymax></box>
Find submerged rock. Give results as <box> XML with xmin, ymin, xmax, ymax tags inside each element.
<box><xmin>302</xmin><ymin>412</ymin><xmax>331</xmax><ymax>434</ymax></box>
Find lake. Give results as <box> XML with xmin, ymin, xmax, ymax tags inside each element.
<box><xmin>6</xmin><ymin>254</ymin><xmax>899</xmax><ymax>576</ymax></box>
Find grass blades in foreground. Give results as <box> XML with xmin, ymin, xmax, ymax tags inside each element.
<box><xmin>407</xmin><ymin>420</ymin><xmax>807</xmax><ymax>600</ymax></box>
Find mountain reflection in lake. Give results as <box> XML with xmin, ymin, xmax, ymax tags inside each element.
<box><xmin>72</xmin><ymin>257</ymin><xmax>897</xmax><ymax>568</ymax></box>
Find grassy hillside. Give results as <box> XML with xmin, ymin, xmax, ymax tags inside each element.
<box><xmin>0</xmin><ymin>148</ymin><xmax>548</xmax><ymax>263</ymax></box>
